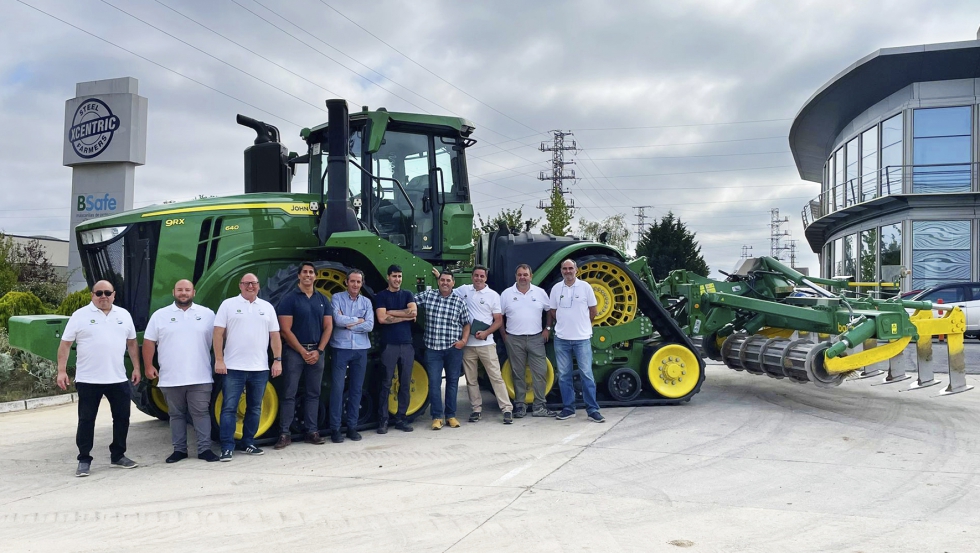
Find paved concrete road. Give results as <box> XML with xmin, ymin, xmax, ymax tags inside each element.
<box><xmin>1</xmin><ymin>363</ymin><xmax>978</xmax><ymax>552</ymax></box>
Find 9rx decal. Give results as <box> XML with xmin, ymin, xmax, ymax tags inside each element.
<box><xmin>69</xmin><ymin>99</ymin><xmax>119</xmax><ymax>159</ymax></box>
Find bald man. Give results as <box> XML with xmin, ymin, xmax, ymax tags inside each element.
<box><xmin>143</xmin><ymin>280</ymin><xmax>219</xmax><ymax>463</ymax></box>
<box><xmin>57</xmin><ymin>280</ymin><xmax>141</xmax><ymax>477</ymax></box>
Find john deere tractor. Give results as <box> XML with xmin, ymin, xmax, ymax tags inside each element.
<box><xmin>9</xmin><ymin>99</ymin><xmax>704</xmax><ymax>442</ymax></box>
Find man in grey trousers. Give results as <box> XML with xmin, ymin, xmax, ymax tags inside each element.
<box><xmin>143</xmin><ymin>279</ymin><xmax>220</xmax><ymax>463</ymax></box>
<box><xmin>500</xmin><ymin>264</ymin><xmax>557</xmax><ymax>417</ymax></box>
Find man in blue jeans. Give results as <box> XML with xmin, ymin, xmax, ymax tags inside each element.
<box><xmin>328</xmin><ymin>269</ymin><xmax>374</xmax><ymax>443</ymax></box>
<box><xmin>547</xmin><ymin>259</ymin><xmax>605</xmax><ymax>423</ymax></box>
<box><xmin>213</xmin><ymin>273</ymin><xmax>283</xmax><ymax>461</ymax></box>
<box><xmin>415</xmin><ymin>271</ymin><xmax>471</xmax><ymax>430</ymax></box>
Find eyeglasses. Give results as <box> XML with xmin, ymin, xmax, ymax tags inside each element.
<box><xmin>93</xmin><ymin>290</ymin><xmax>114</xmax><ymax>297</ymax></box>
<box><xmin>240</xmin><ymin>281</ymin><xmax>259</xmax><ymax>287</ymax></box>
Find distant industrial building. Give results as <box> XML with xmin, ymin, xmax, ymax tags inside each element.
<box><xmin>7</xmin><ymin>234</ymin><xmax>69</xmax><ymax>280</ymax></box>
<box><xmin>794</xmin><ymin>32</ymin><xmax>980</xmax><ymax>295</ymax></box>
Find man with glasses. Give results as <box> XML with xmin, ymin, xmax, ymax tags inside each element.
<box><xmin>143</xmin><ymin>279</ymin><xmax>219</xmax><ymax>463</ymax></box>
<box><xmin>57</xmin><ymin>281</ymin><xmax>142</xmax><ymax>477</ymax></box>
<box><xmin>214</xmin><ymin>273</ymin><xmax>282</xmax><ymax>461</ymax></box>
<box><xmin>274</xmin><ymin>262</ymin><xmax>333</xmax><ymax>449</ymax></box>
<box><xmin>546</xmin><ymin>259</ymin><xmax>604</xmax><ymax>423</ymax></box>
<box><xmin>328</xmin><ymin>269</ymin><xmax>374</xmax><ymax>443</ymax></box>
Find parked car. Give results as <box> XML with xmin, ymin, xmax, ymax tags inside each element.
<box><xmin>908</xmin><ymin>282</ymin><xmax>980</xmax><ymax>338</ymax></box>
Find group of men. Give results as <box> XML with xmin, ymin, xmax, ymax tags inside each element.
<box><xmin>56</xmin><ymin>258</ymin><xmax>604</xmax><ymax>477</ymax></box>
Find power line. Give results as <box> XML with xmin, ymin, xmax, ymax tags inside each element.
<box><xmin>14</xmin><ymin>0</ymin><xmax>302</xmax><ymax>128</ymax></box>
<box><xmin>574</xmin><ymin>118</ymin><xmax>792</xmax><ymax>131</ymax></box>
<box><xmin>586</xmin><ymin>135</ymin><xmax>786</xmax><ymax>150</ymax></box>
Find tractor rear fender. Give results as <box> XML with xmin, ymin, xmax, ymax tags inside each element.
<box><xmin>529</xmin><ymin>243</ymin><xmax>626</xmax><ymax>287</ymax></box>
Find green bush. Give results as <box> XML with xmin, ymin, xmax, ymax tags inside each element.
<box><xmin>0</xmin><ymin>291</ymin><xmax>48</xmax><ymax>331</ymax></box>
<box><xmin>57</xmin><ymin>288</ymin><xmax>91</xmax><ymax>316</ymax></box>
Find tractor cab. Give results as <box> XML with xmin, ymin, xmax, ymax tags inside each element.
<box><xmin>305</xmin><ymin>103</ymin><xmax>476</xmax><ymax>264</ymax></box>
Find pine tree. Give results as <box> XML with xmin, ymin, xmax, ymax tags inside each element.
<box><xmin>635</xmin><ymin>211</ymin><xmax>709</xmax><ymax>280</ymax></box>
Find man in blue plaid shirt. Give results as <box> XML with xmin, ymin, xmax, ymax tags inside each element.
<box><xmin>415</xmin><ymin>271</ymin><xmax>471</xmax><ymax>430</ymax></box>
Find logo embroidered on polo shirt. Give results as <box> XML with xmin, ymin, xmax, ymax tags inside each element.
<box><xmin>89</xmin><ymin>319</ymin><xmax>96</xmax><ymax>324</ymax></box>
<box><xmin>236</xmin><ymin>309</ymin><xmax>242</xmax><ymax>314</ymax></box>
<box><xmin>195</xmin><ymin>315</ymin><xmax>202</xmax><ymax>321</ymax></box>
<box><xmin>170</xmin><ymin>317</ymin><xmax>177</xmax><ymax>322</ymax></box>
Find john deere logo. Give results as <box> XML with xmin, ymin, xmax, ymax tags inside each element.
<box><xmin>69</xmin><ymin>99</ymin><xmax>119</xmax><ymax>159</ymax></box>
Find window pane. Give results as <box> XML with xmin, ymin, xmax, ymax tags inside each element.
<box><xmin>911</xmin><ymin>220</ymin><xmax>971</xmax><ymax>289</ymax></box>
<box><xmin>913</xmin><ymin>106</ymin><xmax>972</xmax><ymax>138</ymax></box>
<box><xmin>860</xmin><ymin>228</ymin><xmax>877</xmax><ymax>283</ymax></box>
<box><xmin>834</xmin><ymin>149</ymin><xmax>845</xmax><ymax>211</ymax></box>
<box><xmin>846</xmin><ymin>138</ymin><xmax>859</xmax><ymax>205</ymax></box>
<box><xmin>861</xmin><ymin>127</ymin><xmax>878</xmax><ymax>201</ymax></box>
<box><xmin>880</xmin><ymin>114</ymin><xmax>903</xmax><ymax>196</ymax></box>
<box><xmin>879</xmin><ymin>223</ymin><xmax>902</xmax><ymax>298</ymax></box>
<box><xmin>920</xmin><ymin>287</ymin><xmax>965</xmax><ymax>303</ymax></box>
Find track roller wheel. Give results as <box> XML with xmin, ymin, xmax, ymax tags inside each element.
<box><xmin>804</xmin><ymin>342</ymin><xmax>846</xmax><ymax>388</ymax></box>
<box><xmin>501</xmin><ymin>357</ymin><xmax>556</xmax><ymax>403</ymax></box>
<box><xmin>575</xmin><ymin>256</ymin><xmax>638</xmax><ymax>327</ymax></box>
<box><xmin>646</xmin><ymin>343</ymin><xmax>700</xmax><ymax>399</ymax></box>
<box><xmin>606</xmin><ymin>366</ymin><xmax>642</xmax><ymax>401</ymax></box>
<box><xmin>131</xmin><ymin>378</ymin><xmax>169</xmax><ymax>421</ymax></box>
<box><xmin>261</xmin><ymin>261</ymin><xmax>359</xmax><ymax>306</ymax></box>
<box><xmin>148</xmin><ymin>381</ymin><xmax>170</xmax><ymax>415</ymax></box>
<box><xmin>388</xmin><ymin>360</ymin><xmax>430</xmax><ymax>417</ymax></box>
<box><xmin>212</xmin><ymin>382</ymin><xmax>279</xmax><ymax>440</ymax></box>
<box><xmin>702</xmin><ymin>332</ymin><xmax>724</xmax><ymax>361</ymax></box>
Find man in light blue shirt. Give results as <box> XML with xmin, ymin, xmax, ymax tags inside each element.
<box><xmin>328</xmin><ymin>269</ymin><xmax>374</xmax><ymax>443</ymax></box>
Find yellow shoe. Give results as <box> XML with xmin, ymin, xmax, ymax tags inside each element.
<box><xmin>446</xmin><ymin>417</ymin><xmax>461</xmax><ymax>428</ymax></box>
<box><xmin>431</xmin><ymin>419</ymin><xmax>443</xmax><ymax>430</ymax></box>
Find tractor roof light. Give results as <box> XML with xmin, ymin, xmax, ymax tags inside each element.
<box><xmin>79</xmin><ymin>225</ymin><xmax>129</xmax><ymax>245</ymax></box>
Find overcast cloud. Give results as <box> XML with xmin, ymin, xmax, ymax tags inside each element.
<box><xmin>1</xmin><ymin>0</ymin><xmax>977</xmax><ymax>276</ymax></box>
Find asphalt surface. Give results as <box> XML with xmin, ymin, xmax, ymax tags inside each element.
<box><xmin>1</xmin><ymin>362</ymin><xmax>978</xmax><ymax>552</ymax></box>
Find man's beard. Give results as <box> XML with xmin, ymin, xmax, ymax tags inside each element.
<box><xmin>176</xmin><ymin>298</ymin><xmax>193</xmax><ymax>307</ymax></box>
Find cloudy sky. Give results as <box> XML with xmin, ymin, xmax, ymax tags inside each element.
<box><xmin>1</xmin><ymin>0</ymin><xmax>977</xmax><ymax>276</ymax></box>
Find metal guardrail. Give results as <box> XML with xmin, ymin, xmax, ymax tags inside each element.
<box><xmin>801</xmin><ymin>163</ymin><xmax>976</xmax><ymax>229</ymax></box>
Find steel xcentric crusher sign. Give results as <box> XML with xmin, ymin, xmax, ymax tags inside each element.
<box><xmin>68</xmin><ymin>99</ymin><xmax>120</xmax><ymax>159</ymax></box>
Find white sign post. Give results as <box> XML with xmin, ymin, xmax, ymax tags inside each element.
<box><xmin>63</xmin><ymin>77</ymin><xmax>147</xmax><ymax>292</ymax></box>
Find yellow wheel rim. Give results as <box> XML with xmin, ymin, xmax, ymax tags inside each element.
<box><xmin>315</xmin><ymin>268</ymin><xmax>348</xmax><ymax>300</ymax></box>
<box><xmin>388</xmin><ymin>361</ymin><xmax>429</xmax><ymax>416</ymax></box>
<box><xmin>577</xmin><ymin>260</ymin><xmax>636</xmax><ymax>326</ymax></box>
<box><xmin>213</xmin><ymin>382</ymin><xmax>279</xmax><ymax>440</ymax></box>
<box><xmin>149</xmin><ymin>381</ymin><xmax>169</xmax><ymax>414</ymax></box>
<box><xmin>647</xmin><ymin>344</ymin><xmax>699</xmax><ymax>399</ymax></box>
<box><xmin>501</xmin><ymin>357</ymin><xmax>555</xmax><ymax>403</ymax></box>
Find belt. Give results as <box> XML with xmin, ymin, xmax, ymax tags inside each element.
<box><xmin>508</xmin><ymin>332</ymin><xmax>541</xmax><ymax>337</ymax></box>
<box><xmin>301</xmin><ymin>343</ymin><xmax>319</xmax><ymax>350</ymax></box>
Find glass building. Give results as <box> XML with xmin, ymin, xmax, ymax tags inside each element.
<box><xmin>795</xmin><ymin>35</ymin><xmax>980</xmax><ymax>296</ymax></box>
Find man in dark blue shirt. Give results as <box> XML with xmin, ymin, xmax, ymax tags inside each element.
<box><xmin>373</xmin><ymin>265</ymin><xmax>418</xmax><ymax>433</ymax></box>
<box><xmin>274</xmin><ymin>262</ymin><xmax>333</xmax><ymax>449</ymax></box>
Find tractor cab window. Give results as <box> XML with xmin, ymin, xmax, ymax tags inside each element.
<box><xmin>435</xmin><ymin>136</ymin><xmax>468</xmax><ymax>204</ymax></box>
<box><xmin>371</xmin><ymin>130</ymin><xmax>434</xmax><ymax>251</ymax></box>
<box><xmin>313</xmin><ymin>127</ymin><xmax>363</xmax><ymax>221</ymax></box>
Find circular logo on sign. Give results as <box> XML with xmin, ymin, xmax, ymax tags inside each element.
<box><xmin>69</xmin><ymin>99</ymin><xmax>120</xmax><ymax>159</ymax></box>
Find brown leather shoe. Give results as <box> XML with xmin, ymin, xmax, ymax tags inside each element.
<box><xmin>273</xmin><ymin>433</ymin><xmax>291</xmax><ymax>450</ymax></box>
<box><xmin>305</xmin><ymin>432</ymin><xmax>326</xmax><ymax>445</ymax></box>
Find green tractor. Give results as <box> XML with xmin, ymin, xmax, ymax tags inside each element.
<box><xmin>9</xmin><ymin>99</ymin><xmax>704</xmax><ymax>441</ymax></box>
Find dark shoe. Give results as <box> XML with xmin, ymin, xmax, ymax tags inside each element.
<box><xmin>111</xmin><ymin>456</ymin><xmax>138</xmax><ymax>469</ymax></box>
<box><xmin>468</xmin><ymin>412</ymin><xmax>482</xmax><ymax>423</ymax></box>
<box><xmin>331</xmin><ymin>429</ymin><xmax>344</xmax><ymax>443</ymax></box>
<box><xmin>219</xmin><ymin>450</ymin><xmax>233</xmax><ymax>462</ymax></box>
<box><xmin>242</xmin><ymin>445</ymin><xmax>264</xmax><ymax>455</ymax></box>
<box><xmin>555</xmin><ymin>409</ymin><xmax>575</xmax><ymax>420</ymax></box>
<box><xmin>513</xmin><ymin>404</ymin><xmax>527</xmax><ymax>418</ymax></box>
<box><xmin>199</xmin><ymin>450</ymin><xmax>220</xmax><ymax>462</ymax></box>
<box><xmin>347</xmin><ymin>430</ymin><xmax>362</xmax><ymax>441</ymax></box>
<box><xmin>165</xmin><ymin>451</ymin><xmax>188</xmax><ymax>464</ymax></box>
<box><xmin>75</xmin><ymin>461</ymin><xmax>90</xmax><ymax>477</ymax></box>
<box><xmin>305</xmin><ymin>432</ymin><xmax>326</xmax><ymax>445</ymax></box>
<box><xmin>274</xmin><ymin>434</ymin><xmax>291</xmax><ymax>449</ymax></box>
<box><xmin>588</xmin><ymin>411</ymin><xmax>606</xmax><ymax>423</ymax></box>
<box><xmin>503</xmin><ymin>411</ymin><xmax>513</xmax><ymax>424</ymax></box>
<box><xmin>394</xmin><ymin>421</ymin><xmax>414</xmax><ymax>432</ymax></box>
<box><xmin>531</xmin><ymin>407</ymin><xmax>559</xmax><ymax>417</ymax></box>
<box><xmin>377</xmin><ymin>420</ymin><xmax>389</xmax><ymax>434</ymax></box>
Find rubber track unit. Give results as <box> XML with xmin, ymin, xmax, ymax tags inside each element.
<box><xmin>545</xmin><ymin>255</ymin><xmax>706</xmax><ymax>408</ymax></box>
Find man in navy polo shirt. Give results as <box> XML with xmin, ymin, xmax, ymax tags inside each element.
<box><xmin>274</xmin><ymin>262</ymin><xmax>334</xmax><ymax>449</ymax></box>
<box><xmin>374</xmin><ymin>264</ymin><xmax>417</xmax><ymax>434</ymax></box>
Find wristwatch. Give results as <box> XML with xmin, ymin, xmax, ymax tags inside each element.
<box><xmin>317</xmin><ymin>349</ymin><xmax>325</xmax><ymax>355</ymax></box>
<box><xmin>273</xmin><ymin>356</ymin><xmax>282</xmax><ymax>362</ymax></box>
<box><xmin>545</xmin><ymin>327</ymin><xmax>552</xmax><ymax>331</ymax></box>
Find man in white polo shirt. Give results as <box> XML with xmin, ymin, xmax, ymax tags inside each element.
<box><xmin>213</xmin><ymin>273</ymin><xmax>282</xmax><ymax>462</ymax></box>
<box><xmin>143</xmin><ymin>279</ymin><xmax>219</xmax><ymax>464</ymax></box>
<box><xmin>547</xmin><ymin>259</ymin><xmax>604</xmax><ymax>423</ymax></box>
<box><xmin>57</xmin><ymin>280</ymin><xmax>142</xmax><ymax>477</ymax></box>
<box><xmin>443</xmin><ymin>265</ymin><xmax>513</xmax><ymax>424</ymax></box>
<box><xmin>500</xmin><ymin>264</ymin><xmax>557</xmax><ymax>418</ymax></box>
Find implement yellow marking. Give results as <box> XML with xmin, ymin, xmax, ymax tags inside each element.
<box><xmin>823</xmin><ymin>336</ymin><xmax>911</xmax><ymax>374</ymax></box>
<box><xmin>141</xmin><ymin>202</ymin><xmax>315</xmax><ymax>218</ymax></box>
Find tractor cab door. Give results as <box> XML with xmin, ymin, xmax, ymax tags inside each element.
<box><xmin>367</xmin><ymin>128</ymin><xmax>472</xmax><ymax>263</ymax></box>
